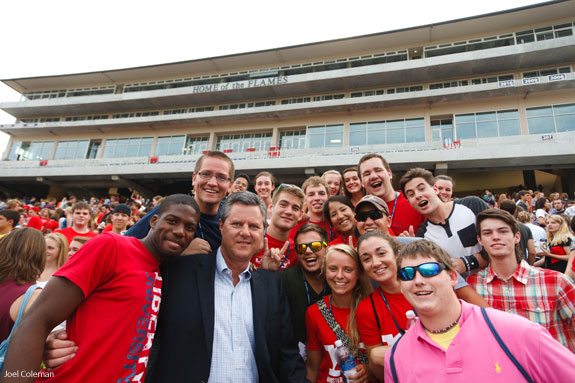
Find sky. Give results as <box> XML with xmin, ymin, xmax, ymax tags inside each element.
<box><xmin>0</xmin><ymin>0</ymin><xmax>545</xmax><ymax>152</ymax></box>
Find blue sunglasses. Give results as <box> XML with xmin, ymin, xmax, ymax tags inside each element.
<box><xmin>398</xmin><ymin>262</ymin><xmax>448</xmax><ymax>281</ymax></box>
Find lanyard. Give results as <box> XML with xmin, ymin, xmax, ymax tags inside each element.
<box><xmin>379</xmin><ymin>288</ymin><xmax>405</xmax><ymax>335</ymax></box>
<box><xmin>390</xmin><ymin>192</ymin><xmax>399</xmax><ymax>225</ymax></box>
<box><xmin>303</xmin><ymin>273</ymin><xmax>327</xmax><ymax>306</ymax></box>
<box><xmin>197</xmin><ymin>221</ymin><xmax>205</xmax><ymax>240</ymax></box>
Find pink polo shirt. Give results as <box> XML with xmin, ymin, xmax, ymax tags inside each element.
<box><xmin>384</xmin><ymin>300</ymin><xmax>574</xmax><ymax>383</ymax></box>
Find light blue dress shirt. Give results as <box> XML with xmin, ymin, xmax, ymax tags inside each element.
<box><xmin>208</xmin><ymin>248</ymin><xmax>258</xmax><ymax>383</ymax></box>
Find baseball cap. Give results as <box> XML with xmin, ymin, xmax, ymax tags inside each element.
<box><xmin>113</xmin><ymin>204</ymin><xmax>131</xmax><ymax>216</ymax></box>
<box><xmin>355</xmin><ymin>194</ymin><xmax>389</xmax><ymax>215</ymax></box>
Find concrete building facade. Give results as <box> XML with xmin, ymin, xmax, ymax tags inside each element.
<box><xmin>1</xmin><ymin>0</ymin><xmax>574</xmax><ymax>198</ymax></box>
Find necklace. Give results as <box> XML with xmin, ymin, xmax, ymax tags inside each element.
<box><xmin>422</xmin><ymin>313</ymin><xmax>461</xmax><ymax>334</ymax></box>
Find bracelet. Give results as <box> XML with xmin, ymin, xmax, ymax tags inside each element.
<box><xmin>462</xmin><ymin>255</ymin><xmax>480</xmax><ymax>271</ymax></box>
<box><xmin>461</xmin><ymin>256</ymin><xmax>471</xmax><ymax>272</ymax></box>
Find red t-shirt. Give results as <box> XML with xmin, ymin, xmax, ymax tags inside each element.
<box><xmin>102</xmin><ymin>224</ymin><xmax>113</xmax><ymax>233</ymax></box>
<box><xmin>387</xmin><ymin>192</ymin><xmax>424</xmax><ymax>236</ymax></box>
<box><xmin>356</xmin><ymin>288</ymin><xmax>413</xmax><ymax>347</ymax></box>
<box><xmin>251</xmin><ymin>233</ymin><xmax>297</xmax><ymax>269</ymax></box>
<box><xmin>26</xmin><ymin>216</ymin><xmax>50</xmax><ymax>232</ymax></box>
<box><xmin>54</xmin><ymin>227</ymin><xmax>98</xmax><ymax>244</ymax></box>
<box><xmin>39</xmin><ymin>234</ymin><xmax>162</xmax><ymax>383</ymax></box>
<box><xmin>306</xmin><ymin>296</ymin><xmax>367</xmax><ymax>383</ymax></box>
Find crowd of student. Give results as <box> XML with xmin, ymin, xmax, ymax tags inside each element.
<box><xmin>0</xmin><ymin>150</ymin><xmax>574</xmax><ymax>382</ymax></box>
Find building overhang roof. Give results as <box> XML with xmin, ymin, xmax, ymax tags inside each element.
<box><xmin>2</xmin><ymin>1</ymin><xmax>573</xmax><ymax>93</ymax></box>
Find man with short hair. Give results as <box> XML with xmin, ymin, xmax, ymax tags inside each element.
<box><xmin>516</xmin><ymin>190</ymin><xmax>530</xmax><ymax>212</ymax></box>
<box><xmin>105</xmin><ymin>203</ymin><xmax>132</xmax><ymax>234</ymax></box>
<box><xmin>384</xmin><ymin>239</ymin><xmax>574</xmax><ymax>382</ymax></box>
<box><xmin>3</xmin><ymin>194</ymin><xmax>201</xmax><ymax>383</ymax></box>
<box><xmin>55</xmin><ymin>202</ymin><xmax>98</xmax><ymax>244</ymax></box>
<box><xmin>251</xmin><ymin>184</ymin><xmax>304</xmax><ymax>269</ymax></box>
<box><xmin>0</xmin><ymin>209</ymin><xmax>20</xmax><ymax>238</ymax></box>
<box><xmin>230</xmin><ymin>173</ymin><xmax>250</xmax><ymax>194</ymax></box>
<box><xmin>147</xmin><ymin>191</ymin><xmax>305</xmax><ymax>382</ymax></box>
<box><xmin>126</xmin><ymin>151</ymin><xmax>234</xmax><ymax>254</ymax></box>
<box><xmin>399</xmin><ymin>167</ymin><xmax>489</xmax><ymax>306</ymax></box>
<box><xmin>279</xmin><ymin>223</ymin><xmax>331</xmax><ymax>354</ymax></box>
<box><xmin>289</xmin><ymin>176</ymin><xmax>331</xmax><ymax>242</ymax></box>
<box><xmin>499</xmin><ymin>200</ymin><xmax>536</xmax><ymax>264</ymax></box>
<box><xmin>357</xmin><ymin>153</ymin><xmax>424</xmax><ymax>236</ymax></box>
<box><xmin>468</xmin><ymin>209</ymin><xmax>575</xmax><ymax>353</ymax></box>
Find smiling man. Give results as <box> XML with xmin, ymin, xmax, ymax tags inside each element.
<box><xmin>289</xmin><ymin>176</ymin><xmax>331</xmax><ymax>242</ymax></box>
<box><xmin>385</xmin><ymin>239</ymin><xmax>574</xmax><ymax>382</ymax></box>
<box><xmin>279</xmin><ymin>223</ymin><xmax>331</xmax><ymax>355</ymax></box>
<box><xmin>2</xmin><ymin>194</ymin><xmax>200</xmax><ymax>383</ymax></box>
<box><xmin>54</xmin><ymin>202</ymin><xmax>98</xmax><ymax>244</ymax></box>
<box><xmin>147</xmin><ymin>191</ymin><xmax>305</xmax><ymax>382</ymax></box>
<box><xmin>251</xmin><ymin>184</ymin><xmax>304</xmax><ymax>269</ymax></box>
<box><xmin>468</xmin><ymin>209</ymin><xmax>575</xmax><ymax>353</ymax></box>
<box><xmin>125</xmin><ymin>151</ymin><xmax>234</xmax><ymax>254</ymax></box>
<box><xmin>357</xmin><ymin>153</ymin><xmax>424</xmax><ymax>236</ymax></box>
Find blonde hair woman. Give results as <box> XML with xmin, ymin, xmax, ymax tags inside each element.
<box><xmin>305</xmin><ymin>244</ymin><xmax>373</xmax><ymax>383</ymax></box>
<box><xmin>37</xmin><ymin>232</ymin><xmax>69</xmax><ymax>288</ymax></box>
<box><xmin>537</xmin><ymin>215</ymin><xmax>573</xmax><ymax>273</ymax></box>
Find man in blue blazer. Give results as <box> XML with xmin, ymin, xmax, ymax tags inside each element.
<box><xmin>146</xmin><ymin>191</ymin><xmax>306</xmax><ymax>382</ymax></box>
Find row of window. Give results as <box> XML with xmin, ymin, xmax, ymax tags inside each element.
<box><xmin>7</xmin><ymin>103</ymin><xmax>575</xmax><ymax>161</ymax></box>
<box><xmin>20</xmin><ymin>22</ymin><xmax>574</xmax><ymax>101</ymax></box>
<box><xmin>17</xmin><ymin>67</ymin><xmax>572</xmax><ymax>125</ymax></box>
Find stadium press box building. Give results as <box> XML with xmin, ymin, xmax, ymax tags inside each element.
<box><xmin>1</xmin><ymin>0</ymin><xmax>574</xmax><ymax>198</ymax></box>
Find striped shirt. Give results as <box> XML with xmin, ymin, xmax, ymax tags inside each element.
<box><xmin>208</xmin><ymin>248</ymin><xmax>258</xmax><ymax>383</ymax></box>
<box><xmin>468</xmin><ymin>260</ymin><xmax>575</xmax><ymax>352</ymax></box>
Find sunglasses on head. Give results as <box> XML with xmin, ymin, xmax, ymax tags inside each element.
<box><xmin>295</xmin><ymin>241</ymin><xmax>327</xmax><ymax>254</ymax></box>
<box><xmin>355</xmin><ymin>210</ymin><xmax>386</xmax><ymax>222</ymax></box>
<box><xmin>398</xmin><ymin>262</ymin><xmax>448</xmax><ymax>281</ymax></box>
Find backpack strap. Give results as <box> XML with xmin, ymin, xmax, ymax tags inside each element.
<box><xmin>389</xmin><ymin>334</ymin><xmax>403</xmax><ymax>383</ymax></box>
<box><xmin>480</xmin><ymin>307</ymin><xmax>534</xmax><ymax>383</ymax></box>
<box><xmin>316</xmin><ymin>299</ymin><xmax>369</xmax><ymax>364</ymax></box>
<box><xmin>0</xmin><ymin>285</ymin><xmax>36</xmax><ymax>361</ymax></box>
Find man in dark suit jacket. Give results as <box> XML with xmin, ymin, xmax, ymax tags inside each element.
<box><xmin>146</xmin><ymin>191</ymin><xmax>305</xmax><ymax>383</ymax></box>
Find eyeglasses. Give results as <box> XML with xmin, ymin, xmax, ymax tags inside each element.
<box><xmin>196</xmin><ymin>171</ymin><xmax>231</xmax><ymax>183</ymax></box>
<box><xmin>355</xmin><ymin>210</ymin><xmax>386</xmax><ymax>222</ymax></box>
<box><xmin>295</xmin><ymin>241</ymin><xmax>327</xmax><ymax>254</ymax></box>
<box><xmin>397</xmin><ymin>262</ymin><xmax>448</xmax><ymax>281</ymax></box>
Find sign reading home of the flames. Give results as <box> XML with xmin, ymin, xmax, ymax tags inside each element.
<box><xmin>188</xmin><ymin>76</ymin><xmax>289</xmax><ymax>94</ymax></box>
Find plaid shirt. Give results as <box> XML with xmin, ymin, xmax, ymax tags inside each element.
<box><xmin>468</xmin><ymin>260</ymin><xmax>575</xmax><ymax>353</ymax></box>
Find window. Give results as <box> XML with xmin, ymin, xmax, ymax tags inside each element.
<box><xmin>454</xmin><ymin>110</ymin><xmax>520</xmax><ymax>139</ymax></box>
<box><xmin>184</xmin><ymin>136</ymin><xmax>209</xmax><ymax>155</ymax></box>
<box><xmin>307</xmin><ymin>125</ymin><xmax>344</xmax><ymax>149</ymax></box>
<box><xmin>155</xmin><ymin>136</ymin><xmax>186</xmax><ymax>156</ymax></box>
<box><xmin>526</xmin><ymin>104</ymin><xmax>575</xmax><ymax>134</ymax></box>
<box><xmin>350</xmin><ymin>118</ymin><xmax>425</xmax><ymax>146</ymax></box>
<box><xmin>7</xmin><ymin>141</ymin><xmax>54</xmax><ymax>161</ymax></box>
<box><xmin>102</xmin><ymin>137</ymin><xmax>153</xmax><ymax>158</ymax></box>
<box><xmin>431</xmin><ymin>119</ymin><xmax>454</xmax><ymax>142</ymax></box>
<box><xmin>280</xmin><ymin>130</ymin><xmax>307</xmax><ymax>150</ymax></box>
<box><xmin>54</xmin><ymin>140</ymin><xmax>90</xmax><ymax>159</ymax></box>
<box><xmin>216</xmin><ymin>133</ymin><xmax>272</xmax><ymax>152</ymax></box>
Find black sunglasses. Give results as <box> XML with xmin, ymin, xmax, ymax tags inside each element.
<box><xmin>355</xmin><ymin>210</ymin><xmax>386</xmax><ymax>222</ymax></box>
<box><xmin>398</xmin><ymin>262</ymin><xmax>448</xmax><ymax>281</ymax></box>
<box><xmin>295</xmin><ymin>241</ymin><xmax>327</xmax><ymax>254</ymax></box>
